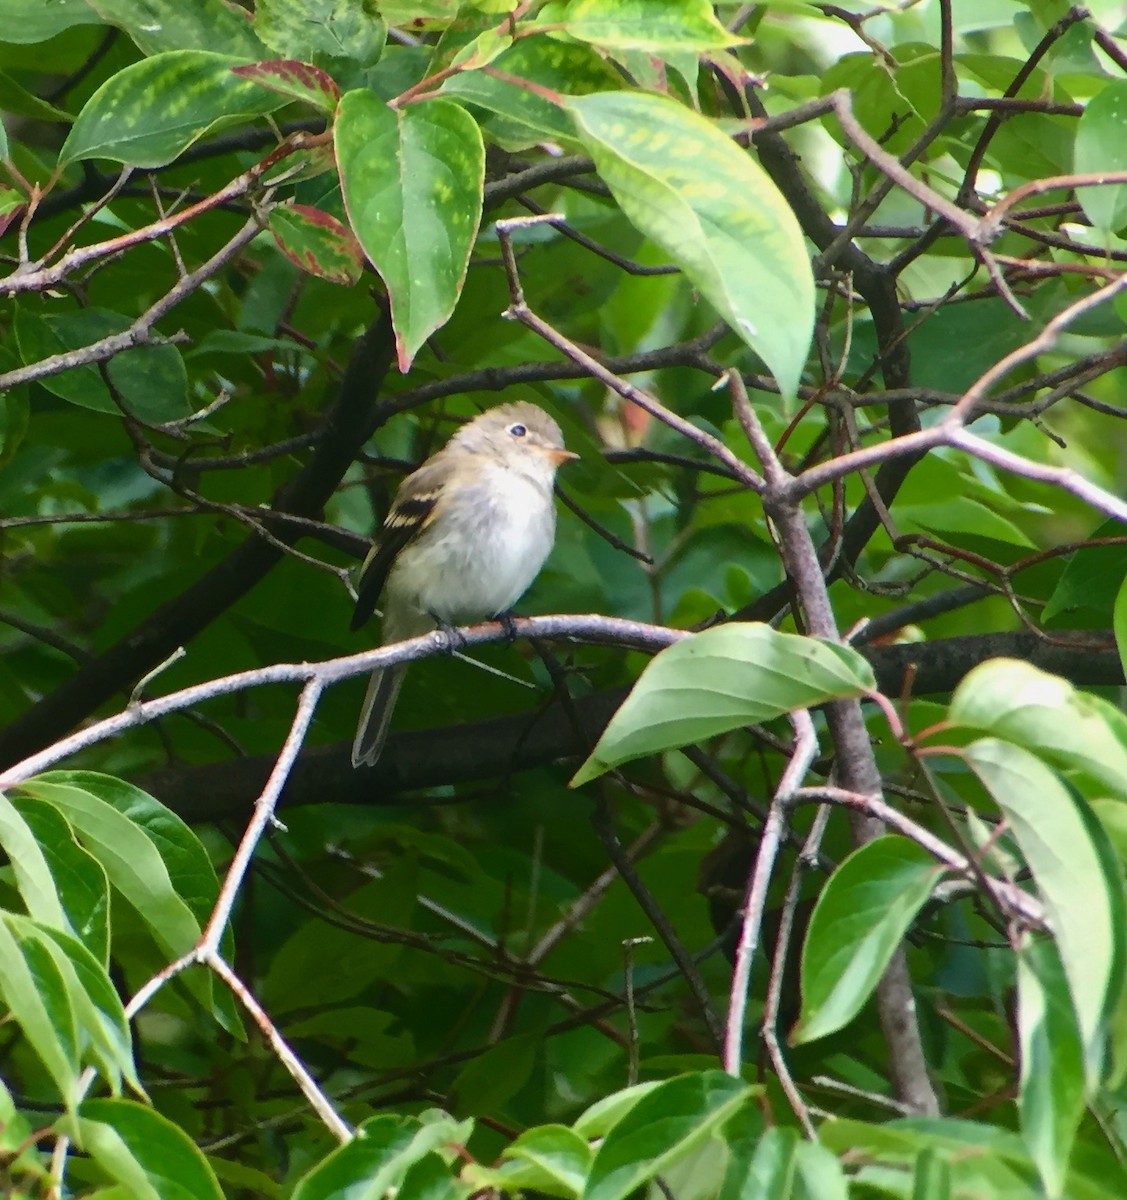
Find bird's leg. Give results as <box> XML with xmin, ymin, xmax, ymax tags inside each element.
<box><xmin>428</xmin><ymin>614</ymin><xmax>467</xmax><ymax>655</ymax></box>
<box><xmin>496</xmin><ymin>609</ymin><xmax>521</xmax><ymax>645</ymax></box>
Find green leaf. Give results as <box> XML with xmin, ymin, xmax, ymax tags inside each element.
<box><xmin>1018</xmin><ymin>937</ymin><xmax>1086</xmax><ymax>1199</ymax></box>
<box><xmin>255</xmin><ymin>0</ymin><xmax>386</xmax><ymax>67</ymax></box>
<box><xmin>376</xmin><ymin>0</ymin><xmax>458</xmax><ymax>27</ymax></box>
<box><xmin>1042</xmin><ymin>522</ymin><xmax>1127</xmax><ymax>623</ymax></box>
<box><xmin>1113</xmin><ymin>569</ymin><xmax>1127</xmax><ymax>685</ymax></box>
<box><xmin>25</xmin><ymin>921</ymin><xmax>138</xmax><ymax>1096</ymax></box>
<box><xmin>0</xmin><ymin>0</ymin><xmax>104</xmax><ymax>43</ymax></box>
<box><xmin>0</xmin><ymin>913</ymin><xmax>80</xmax><ymax>1106</ymax></box>
<box><xmin>583</xmin><ymin>1071</ymin><xmax>751</xmax><ymax>1200</ymax></box>
<box><xmin>719</xmin><ymin>1125</ymin><xmax>797</xmax><ymax>1200</ymax></box>
<box><xmin>27</xmin><ymin>772</ymin><xmax>222</xmax><ymax>929</ymax></box>
<box><xmin>792</xmin><ymin>836</ymin><xmax>941</xmax><ymax>1045</ymax></box>
<box><xmin>539</xmin><ymin>0</ymin><xmax>745</xmax><ymax>54</ymax></box>
<box><xmin>291</xmin><ymin>1112</ymin><xmax>472</xmax><ymax>1200</ymax></box>
<box><xmin>964</xmin><ymin>738</ymin><xmax>1126</xmax><ymax>1082</ymax></box>
<box><xmin>12</xmin><ymin>798</ymin><xmax>111</xmax><ymax>965</ymax></box>
<box><xmin>0</xmin><ymin>790</ymin><xmax>69</xmax><ymax>930</ymax></box>
<box><xmin>0</xmin><ymin>1075</ymin><xmax>36</xmax><ymax>1162</ymax></box>
<box><xmin>231</xmin><ymin>59</ymin><xmax>341</xmax><ymax>113</ymax></box>
<box><xmin>795</xmin><ymin>1140</ymin><xmax>849</xmax><ymax>1200</ymax></box>
<box><xmin>70</xmin><ymin>1098</ymin><xmax>224</xmax><ymax>1200</ymax></box>
<box><xmin>911</xmin><ymin>1148</ymin><xmax>951</xmax><ymax>1200</ymax></box>
<box><xmin>441</xmin><ymin>37</ymin><xmax>616</xmax><ymax>147</ymax></box>
<box><xmin>572</xmin><ymin>1081</ymin><xmax>664</xmax><ymax>1139</ymax></box>
<box><xmin>502</xmin><ymin>1125</ymin><xmax>593</xmax><ymax>1198</ymax></box>
<box><xmin>1074</xmin><ymin>81</ymin><xmax>1127</xmax><ymax>233</ymax></box>
<box><xmin>0</xmin><ymin>71</ymin><xmax>71</xmax><ymax>122</ymax></box>
<box><xmin>268</xmin><ymin>204</ymin><xmax>365</xmax><ymax>286</ymax></box>
<box><xmin>568</xmin><ymin>91</ymin><xmax>814</xmax><ymax>398</ymax></box>
<box><xmin>571</xmin><ymin>625</ymin><xmax>874</xmax><ymax>785</ymax></box>
<box><xmin>60</xmin><ymin>50</ymin><xmax>283</xmax><ymax>168</ymax></box>
<box><xmin>335</xmin><ymin>89</ymin><xmax>484</xmax><ymax>370</ymax></box>
<box><xmin>450</xmin><ymin>1029</ymin><xmax>537</xmax><ymax>1113</ymax></box>
<box><xmin>949</xmin><ymin>658</ymin><xmax>1127</xmax><ymax>803</ymax></box>
<box><xmin>14</xmin><ymin>307</ymin><xmax>190</xmax><ymax>424</ymax></box>
<box><xmin>396</xmin><ymin>1153</ymin><xmax>461</xmax><ymax>1200</ymax></box>
<box><xmin>83</xmin><ymin>0</ymin><xmax>266</xmax><ymax>56</ymax></box>
<box><xmin>14</xmin><ymin>774</ymin><xmax>237</xmax><ymax>1031</ymax></box>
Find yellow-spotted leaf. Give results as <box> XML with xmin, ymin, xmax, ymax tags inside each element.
<box><xmin>335</xmin><ymin>89</ymin><xmax>484</xmax><ymax>370</ymax></box>
<box><xmin>60</xmin><ymin>50</ymin><xmax>283</xmax><ymax>167</ymax></box>
<box><xmin>568</xmin><ymin>92</ymin><xmax>813</xmax><ymax>399</ymax></box>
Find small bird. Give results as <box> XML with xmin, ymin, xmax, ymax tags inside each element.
<box><xmin>350</xmin><ymin>402</ymin><xmax>578</xmax><ymax>767</ymax></box>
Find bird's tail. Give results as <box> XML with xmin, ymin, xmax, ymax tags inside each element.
<box><xmin>351</xmin><ymin>605</ymin><xmax>432</xmax><ymax>768</ymax></box>
<box><xmin>351</xmin><ymin>663</ymin><xmax>408</xmax><ymax>767</ymax></box>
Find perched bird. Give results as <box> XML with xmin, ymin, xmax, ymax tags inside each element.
<box><xmin>350</xmin><ymin>402</ymin><xmax>578</xmax><ymax>767</ymax></box>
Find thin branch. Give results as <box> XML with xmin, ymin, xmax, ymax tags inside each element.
<box><xmin>762</xmin><ymin>803</ymin><xmax>831</xmax><ymax>1137</ymax></box>
<box><xmin>494</xmin><ymin>215</ymin><xmax>764</xmax><ymax>492</ymax></box>
<box><xmin>0</xmin><ymin>217</ymin><xmax>263</xmax><ymax>392</ymax></box>
<box><xmin>723</xmin><ymin>710</ymin><xmax>817</xmax><ymax>1076</ymax></box>
<box><xmin>2</xmin><ymin>131</ymin><xmax>324</xmax><ymax>300</ymax></box>
<box><xmin>0</xmin><ymin>613</ymin><xmax>686</xmax><ymax>787</ymax></box>
<box><xmin>792</xmin><ymin>786</ymin><xmax>1045</xmax><ymax>928</ymax></box>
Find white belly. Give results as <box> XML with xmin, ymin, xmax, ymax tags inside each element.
<box><xmin>387</xmin><ymin>465</ymin><xmax>556</xmax><ymax>624</ymax></box>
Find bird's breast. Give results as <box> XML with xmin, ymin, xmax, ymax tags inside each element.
<box><xmin>388</xmin><ymin>467</ymin><xmax>556</xmax><ymax>623</ymax></box>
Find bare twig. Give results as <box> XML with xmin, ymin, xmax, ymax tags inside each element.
<box><xmin>0</xmin><ymin>217</ymin><xmax>264</xmax><ymax>392</ymax></box>
<box><xmin>762</xmin><ymin>803</ymin><xmax>832</xmax><ymax>1136</ymax></box>
<box><xmin>723</xmin><ymin>710</ymin><xmax>818</xmax><ymax>1076</ymax></box>
<box><xmin>0</xmin><ymin>613</ymin><xmax>687</xmax><ymax>787</ymax></box>
<box><xmin>494</xmin><ymin>215</ymin><xmax>766</xmax><ymax>493</ymax></box>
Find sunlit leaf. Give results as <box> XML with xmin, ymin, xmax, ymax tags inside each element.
<box><xmin>255</xmin><ymin>0</ymin><xmax>386</xmax><ymax>66</ymax></box>
<box><xmin>70</xmin><ymin>1099</ymin><xmax>224</xmax><ymax>1200</ymax></box>
<box><xmin>28</xmin><ymin>922</ymin><xmax>139</xmax><ymax>1096</ymax></box>
<box><xmin>441</xmin><ymin>37</ymin><xmax>616</xmax><ymax>147</ymax></box>
<box><xmin>60</xmin><ymin>50</ymin><xmax>282</xmax><ymax>167</ymax></box>
<box><xmin>335</xmin><ymin>89</ymin><xmax>484</xmax><ymax>370</ymax></box>
<box><xmin>14</xmin><ymin>773</ymin><xmax>239</xmax><ymax>1034</ymax></box>
<box><xmin>571</xmin><ymin>625</ymin><xmax>873</xmax><ymax>785</ymax></box>
<box><xmin>503</xmin><ymin>1125</ymin><xmax>593</xmax><ymax>1198</ymax></box>
<box><xmin>0</xmin><ymin>914</ymin><xmax>80</xmax><ymax>1107</ymax></box>
<box><xmin>9</xmin><ymin>798</ymin><xmax>110</xmax><ymax>963</ymax></box>
<box><xmin>1074</xmin><ymin>80</ymin><xmax>1127</xmax><ymax>233</ymax></box>
<box><xmin>568</xmin><ymin>91</ymin><xmax>814</xmax><ymax>398</ymax></box>
<box><xmin>964</xmin><ymin>738</ymin><xmax>1126</xmax><ymax>1082</ymax></box>
<box><xmin>1017</xmin><ymin>937</ymin><xmax>1086</xmax><ymax>1198</ymax></box>
<box><xmin>538</xmin><ymin>0</ymin><xmax>745</xmax><ymax>54</ymax></box>
<box><xmin>291</xmin><ymin>1112</ymin><xmax>472</xmax><ymax>1200</ymax></box>
<box><xmin>949</xmin><ymin>658</ymin><xmax>1127</xmax><ymax>803</ymax></box>
<box><xmin>584</xmin><ymin>1072</ymin><xmax>751</xmax><ymax>1200</ymax></box>
<box><xmin>792</xmin><ymin>837</ymin><xmax>941</xmax><ymax>1044</ymax></box>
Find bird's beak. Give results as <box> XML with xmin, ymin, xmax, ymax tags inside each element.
<box><xmin>546</xmin><ymin>448</ymin><xmax>581</xmax><ymax>465</ymax></box>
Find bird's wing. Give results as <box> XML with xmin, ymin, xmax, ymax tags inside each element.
<box><xmin>349</xmin><ymin>457</ymin><xmax>448</xmax><ymax>631</ymax></box>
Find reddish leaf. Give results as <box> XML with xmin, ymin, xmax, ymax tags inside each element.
<box><xmin>268</xmin><ymin>204</ymin><xmax>365</xmax><ymax>285</ymax></box>
<box><xmin>232</xmin><ymin>59</ymin><xmax>340</xmax><ymax>114</ymax></box>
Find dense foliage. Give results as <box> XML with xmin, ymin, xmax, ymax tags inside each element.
<box><xmin>2</xmin><ymin>0</ymin><xmax>1127</xmax><ymax>1196</ymax></box>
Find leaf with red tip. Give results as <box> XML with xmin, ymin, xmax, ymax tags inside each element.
<box><xmin>232</xmin><ymin>59</ymin><xmax>340</xmax><ymax>114</ymax></box>
<box><xmin>268</xmin><ymin>204</ymin><xmax>365</xmax><ymax>286</ymax></box>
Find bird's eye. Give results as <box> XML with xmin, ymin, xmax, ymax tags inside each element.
<box><xmin>507</xmin><ymin>423</ymin><xmax>528</xmax><ymax>438</ymax></box>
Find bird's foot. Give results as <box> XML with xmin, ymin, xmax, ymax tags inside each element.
<box><xmin>497</xmin><ymin>609</ymin><xmax>521</xmax><ymax>645</ymax></box>
<box><xmin>429</xmin><ymin>615</ymin><xmax>467</xmax><ymax>655</ymax></box>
